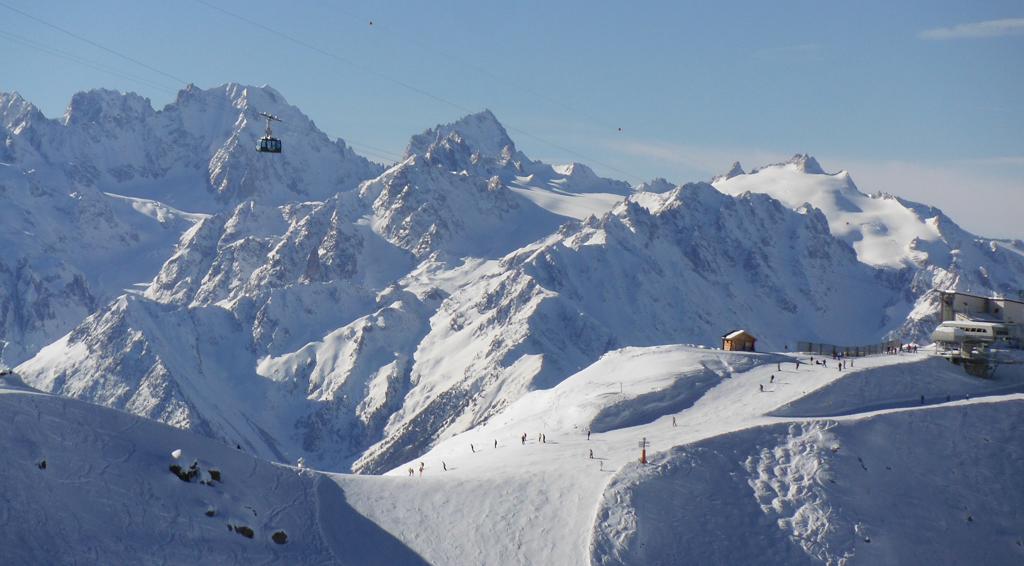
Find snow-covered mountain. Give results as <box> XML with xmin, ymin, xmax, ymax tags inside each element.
<box><xmin>0</xmin><ymin>84</ymin><xmax>383</xmax><ymax>366</ymax></box>
<box><xmin>354</xmin><ymin>183</ymin><xmax>905</xmax><ymax>472</ymax></box>
<box><xmin>0</xmin><ymin>161</ymin><xmax>201</xmax><ymax>365</ymax></box>
<box><xmin>7</xmin><ymin>84</ymin><xmax>1024</xmax><ymax>481</ymax></box>
<box><xmin>2</xmin><ymin>84</ymin><xmax>381</xmax><ymax>211</ymax></box>
<box><xmin>9</xmin><ymin>92</ymin><xmax>634</xmax><ymax>470</ymax></box>
<box><xmin>713</xmin><ymin>154</ymin><xmax>1024</xmax><ymax>338</ymax></box>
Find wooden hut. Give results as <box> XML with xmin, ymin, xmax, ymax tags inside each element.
<box><xmin>722</xmin><ymin>330</ymin><xmax>756</xmax><ymax>352</ymax></box>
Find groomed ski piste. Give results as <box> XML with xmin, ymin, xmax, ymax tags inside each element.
<box><xmin>4</xmin><ymin>346</ymin><xmax>1022</xmax><ymax>565</ymax></box>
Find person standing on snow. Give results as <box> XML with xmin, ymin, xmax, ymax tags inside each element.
<box><xmin>587</xmin><ymin>428</ymin><xmax>591</xmax><ymax>440</ymax></box>
<box><xmin>589</xmin><ymin>449</ymin><xmax>594</xmax><ymax>459</ymax></box>
<box><xmin>442</xmin><ymin>461</ymin><xmax>447</xmax><ymax>472</ymax></box>
<box><xmin>759</xmin><ymin>384</ymin><xmax>764</xmax><ymax>392</ymax></box>
<box><xmin>470</xmin><ymin>443</ymin><xmax>475</xmax><ymax>453</ymax></box>
<box><xmin>494</xmin><ymin>439</ymin><xmax>498</xmax><ymax>449</ymax></box>
<box><xmin>419</xmin><ymin>462</ymin><xmax>425</xmax><ymax>477</ymax></box>
<box><xmin>770</xmin><ymin>375</ymin><xmax>775</xmax><ymax>384</ymax></box>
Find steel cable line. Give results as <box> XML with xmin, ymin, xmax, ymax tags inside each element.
<box><xmin>0</xmin><ymin>0</ymin><xmax>190</xmax><ymax>86</ymax></box>
<box><xmin>193</xmin><ymin>0</ymin><xmax>644</xmax><ymax>182</ymax></box>
<box><xmin>194</xmin><ymin>0</ymin><xmax>470</xmax><ymax>115</ymax></box>
<box><xmin>0</xmin><ymin>3</ymin><xmax>406</xmax><ymax>163</ymax></box>
<box><xmin>338</xmin><ymin>7</ymin><xmax>627</xmax><ymax>135</ymax></box>
<box><xmin>0</xmin><ymin>28</ymin><xmax>179</xmax><ymax>95</ymax></box>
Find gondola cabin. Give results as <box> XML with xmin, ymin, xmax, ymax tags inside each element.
<box><xmin>256</xmin><ymin>111</ymin><xmax>282</xmax><ymax>154</ymax></box>
<box><xmin>257</xmin><ymin>136</ymin><xmax>282</xmax><ymax>153</ymax></box>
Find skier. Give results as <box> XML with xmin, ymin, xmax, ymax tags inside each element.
<box><xmin>777</xmin><ymin>362</ymin><xmax>781</xmax><ymax>371</ymax></box>
<box><xmin>587</xmin><ymin>428</ymin><xmax>591</xmax><ymax>440</ymax></box>
<box><xmin>770</xmin><ymin>375</ymin><xmax>775</xmax><ymax>384</ymax></box>
<box><xmin>759</xmin><ymin>384</ymin><xmax>764</xmax><ymax>392</ymax></box>
<box><xmin>589</xmin><ymin>449</ymin><xmax>594</xmax><ymax>459</ymax></box>
<box><xmin>494</xmin><ymin>439</ymin><xmax>498</xmax><ymax>449</ymax></box>
<box><xmin>443</xmin><ymin>461</ymin><xmax>447</xmax><ymax>472</ymax></box>
<box><xmin>419</xmin><ymin>462</ymin><xmax>425</xmax><ymax>477</ymax></box>
<box><xmin>470</xmin><ymin>443</ymin><xmax>475</xmax><ymax>453</ymax></box>
<box><xmin>672</xmin><ymin>416</ymin><xmax>677</xmax><ymax>427</ymax></box>
<box><xmin>521</xmin><ymin>433</ymin><xmax>526</xmax><ymax>445</ymax></box>
<box><xmin>795</xmin><ymin>360</ymin><xmax>800</xmax><ymax>370</ymax></box>
<box><xmin>542</xmin><ymin>434</ymin><xmax>546</xmax><ymax>443</ymax></box>
<box><xmin>408</xmin><ymin>467</ymin><xmax>414</xmax><ymax>477</ymax></box>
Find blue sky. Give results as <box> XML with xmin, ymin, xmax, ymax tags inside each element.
<box><xmin>1</xmin><ymin>0</ymin><xmax>1021</xmax><ymax>236</ymax></box>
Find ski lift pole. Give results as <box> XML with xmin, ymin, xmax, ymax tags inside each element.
<box><xmin>638</xmin><ymin>437</ymin><xmax>649</xmax><ymax>464</ymax></box>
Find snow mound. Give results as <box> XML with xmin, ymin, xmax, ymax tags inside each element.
<box><xmin>592</xmin><ymin>399</ymin><xmax>1024</xmax><ymax>565</ymax></box>
<box><xmin>0</xmin><ymin>376</ymin><xmax>428</xmax><ymax>564</ymax></box>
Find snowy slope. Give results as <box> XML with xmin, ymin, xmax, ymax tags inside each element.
<box><xmin>0</xmin><ymin>373</ymin><xmax>430</xmax><ymax>565</ymax></box>
<box><xmin>592</xmin><ymin>401</ymin><xmax>1024</xmax><ymax>565</ymax></box>
<box><xmin>359</xmin><ymin>348</ymin><xmax>1023</xmax><ymax>565</ymax></box>
<box><xmin>6</xmin><ymin>344</ymin><xmax>1022</xmax><ymax>564</ymax></box>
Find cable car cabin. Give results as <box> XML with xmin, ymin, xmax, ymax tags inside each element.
<box><xmin>255</xmin><ymin>112</ymin><xmax>283</xmax><ymax>154</ymax></box>
<box><xmin>257</xmin><ymin>137</ymin><xmax>282</xmax><ymax>153</ymax></box>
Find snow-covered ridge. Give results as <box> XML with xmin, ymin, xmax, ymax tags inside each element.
<box><xmin>712</xmin><ymin>154</ymin><xmax>1024</xmax><ymax>340</ymax></box>
<box><xmin>2</xmin><ymin>83</ymin><xmax>382</xmax><ymax>211</ymax></box>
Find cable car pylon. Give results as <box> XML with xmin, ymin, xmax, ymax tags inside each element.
<box><xmin>256</xmin><ymin>111</ymin><xmax>282</xmax><ymax>153</ymax></box>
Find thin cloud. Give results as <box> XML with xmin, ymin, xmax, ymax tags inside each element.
<box><xmin>919</xmin><ymin>18</ymin><xmax>1024</xmax><ymax>40</ymax></box>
